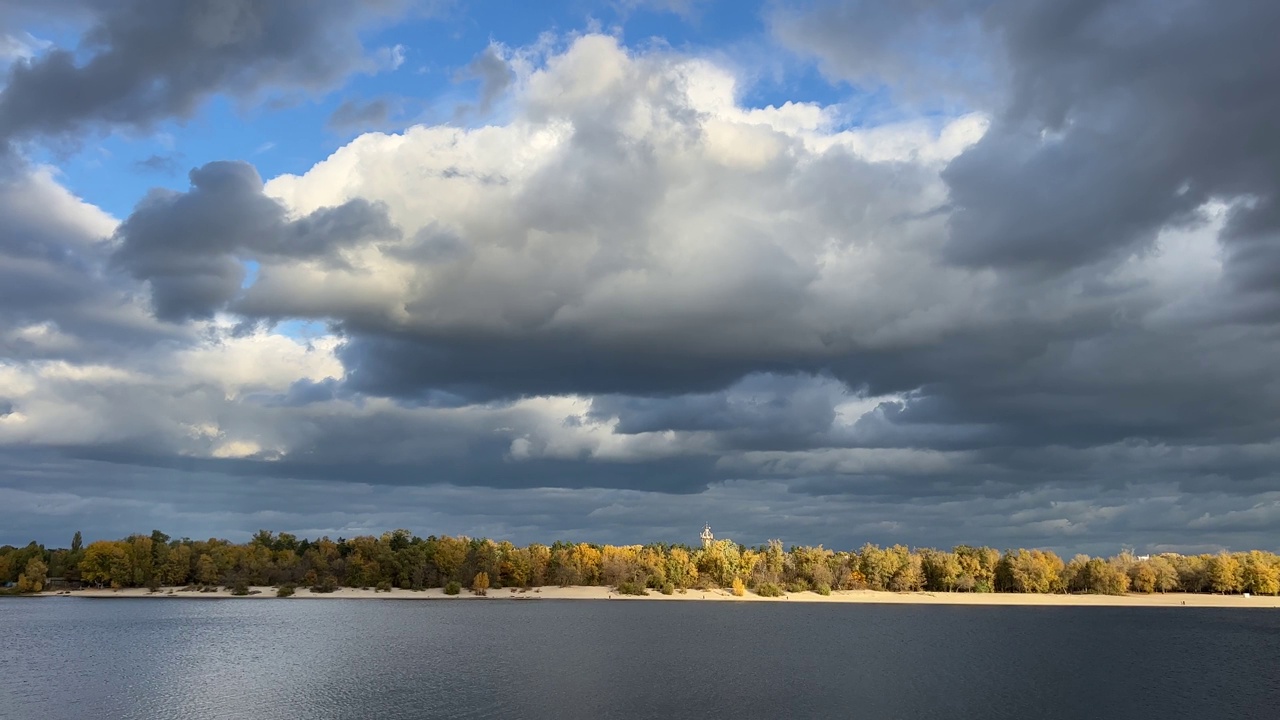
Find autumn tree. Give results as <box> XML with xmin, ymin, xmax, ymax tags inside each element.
<box><xmin>1081</xmin><ymin>558</ymin><xmax>1129</xmax><ymax>595</ymax></box>
<box><xmin>1148</xmin><ymin>556</ymin><xmax>1180</xmax><ymax>593</ymax></box>
<box><xmin>1129</xmin><ymin>563</ymin><xmax>1157</xmax><ymax>594</ymax></box>
<box><xmin>17</xmin><ymin>557</ymin><xmax>47</xmax><ymax>593</ymax></box>
<box><xmin>602</xmin><ymin>545</ymin><xmax>644</xmax><ymax>587</ymax></box>
<box><xmin>1209</xmin><ymin>553</ymin><xmax>1242</xmax><ymax>594</ymax></box>
<box><xmin>888</xmin><ymin>549</ymin><xmax>924</xmax><ymax>592</ymax></box>
<box><xmin>195</xmin><ymin>554</ymin><xmax>220</xmax><ymax>586</ymax></box>
<box><xmin>998</xmin><ymin>549</ymin><xmax>1064</xmax><ymax>593</ymax></box>
<box><xmin>80</xmin><ymin>541</ymin><xmax>128</xmax><ymax>588</ymax></box>
<box><xmin>954</xmin><ymin>545</ymin><xmax>999</xmax><ymax>592</ymax></box>
<box><xmin>664</xmin><ymin>547</ymin><xmax>698</xmax><ymax>589</ymax></box>
<box><xmin>434</xmin><ymin>536</ymin><xmax>469</xmax><ymax>583</ymax></box>
<box><xmin>1240</xmin><ymin>551</ymin><xmax>1279</xmax><ymax>595</ymax></box>
<box><xmin>921</xmin><ymin>549</ymin><xmax>961</xmax><ymax>592</ymax></box>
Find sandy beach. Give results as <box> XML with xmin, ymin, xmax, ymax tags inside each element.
<box><xmin>34</xmin><ymin>586</ymin><xmax>1280</xmax><ymax>607</ymax></box>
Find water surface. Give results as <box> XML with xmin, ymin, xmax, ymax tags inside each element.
<box><xmin>2</xmin><ymin>598</ymin><xmax>1277</xmax><ymax>719</ymax></box>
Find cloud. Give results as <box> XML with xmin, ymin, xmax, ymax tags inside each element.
<box><xmin>132</xmin><ymin>154</ymin><xmax>182</xmax><ymax>175</ymax></box>
<box><xmin>775</xmin><ymin>0</ymin><xmax>1280</xmax><ymax>288</ymax></box>
<box><xmin>772</xmin><ymin>0</ymin><xmax>998</xmax><ymax>106</ymax></box>
<box><xmin>455</xmin><ymin>44</ymin><xmax>514</xmax><ymax>116</ymax></box>
<box><xmin>374</xmin><ymin>43</ymin><xmax>407</xmax><ymax>72</ymax></box>
<box><xmin>260</xmin><ymin>35</ymin><xmax>986</xmax><ymax>402</ymax></box>
<box><xmin>4</xmin><ymin>17</ymin><xmax>1280</xmax><ymax>554</ymax></box>
<box><xmin>614</xmin><ymin>0</ymin><xmax>709</xmax><ymax>20</ymax></box>
<box><xmin>328</xmin><ymin>98</ymin><xmax>393</xmax><ymax>131</ymax></box>
<box><xmin>111</xmin><ymin>161</ymin><xmax>399</xmax><ymax>321</ymax></box>
<box><xmin>0</xmin><ymin>163</ymin><xmax>174</xmax><ymax>364</ymax></box>
<box><xmin>0</xmin><ymin>31</ymin><xmax>51</xmax><ymax>62</ymax></box>
<box><xmin>0</xmin><ymin>0</ymin><xmax>419</xmax><ymax>147</ymax></box>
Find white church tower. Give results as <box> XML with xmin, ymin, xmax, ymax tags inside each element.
<box><xmin>700</xmin><ymin>523</ymin><xmax>714</xmax><ymax>548</ymax></box>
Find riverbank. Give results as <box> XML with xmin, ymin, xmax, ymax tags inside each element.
<box><xmin>33</xmin><ymin>586</ymin><xmax>1280</xmax><ymax>607</ymax></box>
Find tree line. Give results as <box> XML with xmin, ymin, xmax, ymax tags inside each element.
<box><xmin>2</xmin><ymin>529</ymin><xmax>1278</xmax><ymax>597</ymax></box>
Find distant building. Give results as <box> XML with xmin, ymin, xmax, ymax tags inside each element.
<box><xmin>700</xmin><ymin>524</ymin><xmax>714</xmax><ymax>548</ymax></box>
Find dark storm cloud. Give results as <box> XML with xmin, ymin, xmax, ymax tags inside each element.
<box><xmin>335</xmin><ymin>331</ymin><xmax>801</xmax><ymax>402</ymax></box>
<box><xmin>590</xmin><ymin>374</ymin><xmax>843</xmax><ymax>448</ymax></box>
<box><xmin>5</xmin><ymin>449</ymin><xmax>1278</xmax><ymax>555</ymax></box>
<box><xmin>778</xmin><ymin>0</ymin><xmax>1280</xmax><ymax>276</ymax></box>
<box><xmin>947</xmin><ymin>0</ymin><xmax>1280</xmax><ymax>275</ymax></box>
<box><xmin>112</xmin><ymin>161</ymin><xmax>398</xmax><ymax>321</ymax></box>
<box><xmin>0</xmin><ymin>0</ymin><xmax>413</xmax><ymax>146</ymax></box>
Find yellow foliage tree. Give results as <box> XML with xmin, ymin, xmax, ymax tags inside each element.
<box><xmin>17</xmin><ymin>557</ymin><xmax>47</xmax><ymax>593</ymax></box>
<box><xmin>80</xmin><ymin>541</ymin><xmax>128</xmax><ymax>588</ymax></box>
<box><xmin>471</xmin><ymin>571</ymin><xmax>490</xmax><ymax>596</ymax></box>
<box><xmin>731</xmin><ymin>577</ymin><xmax>745</xmax><ymax>597</ymax></box>
<box><xmin>1129</xmin><ymin>563</ymin><xmax>1157</xmax><ymax>593</ymax></box>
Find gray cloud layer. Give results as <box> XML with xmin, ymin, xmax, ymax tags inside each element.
<box><xmin>0</xmin><ymin>0</ymin><xmax>412</xmax><ymax>148</ymax></box>
<box><xmin>112</xmin><ymin>161</ymin><xmax>397</xmax><ymax>321</ymax></box>
<box><xmin>3</xmin><ymin>1</ymin><xmax>1280</xmax><ymax>554</ymax></box>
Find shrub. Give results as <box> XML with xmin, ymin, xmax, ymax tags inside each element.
<box><xmin>786</xmin><ymin>580</ymin><xmax>809</xmax><ymax>594</ymax></box>
<box><xmin>756</xmin><ymin>582</ymin><xmax>785</xmax><ymax>597</ymax></box>
<box><xmin>310</xmin><ymin>576</ymin><xmax>339</xmax><ymax>594</ymax></box>
<box><xmin>731</xmin><ymin>578</ymin><xmax>746</xmax><ymax>597</ymax></box>
<box><xmin>814</xmin><ymin>582</ymin><xmax>832</xmax><ymax>596</ymax></box>
<box><xmin>147</xmin><ymin>578</ymin><xmax>162</xmax><ymax>593</ymax></box>
<box><xmin>230</xmin><ymin>579</ymin><xmax>250</xmax><ymax>596</ymax></box>
<box><xmin>660</xmin><ymin>582</ymin><xmax>675</xmax><ymax>595</ymax></box>
<box><xmin>616</xmin><ymin>581</ymin><xmax>649</xmax><ymax>596</ymax></box>
<box><xmin>444</xmin><ymin>581</ymin><xmax>462</xmax><ymax>595</ymax></box>
<box><xmin>276</xmin><ymin>585</ymin><xmax>295</xmax><ymax>598</ymax></box>
<box><xmin>376</xmin><ymin>580</ymin><xmax>392</xmax><ymax>593</ymax></box>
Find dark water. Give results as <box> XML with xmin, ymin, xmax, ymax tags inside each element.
<box><xmin>2</xmin><ymin>598</ymin><xmax>1279</xmax><ymax>720</ymax></box>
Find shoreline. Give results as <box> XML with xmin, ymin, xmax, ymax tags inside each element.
<box><xmin>28</xmin><ymin>586</ymin><xmax>1280</xmax><ymax>607</ymax></box>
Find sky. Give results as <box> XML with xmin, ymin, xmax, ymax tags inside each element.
<box><xmin>2</xmin><ymin>0</ymin><xmax>1279</xmax><ymax>555</ymax></box>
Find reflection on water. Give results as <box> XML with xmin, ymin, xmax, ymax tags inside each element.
<box><xmin>3</xmin><ymin>598</ymin><xmax>1279</xmax><ymax>719</ymax></box>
